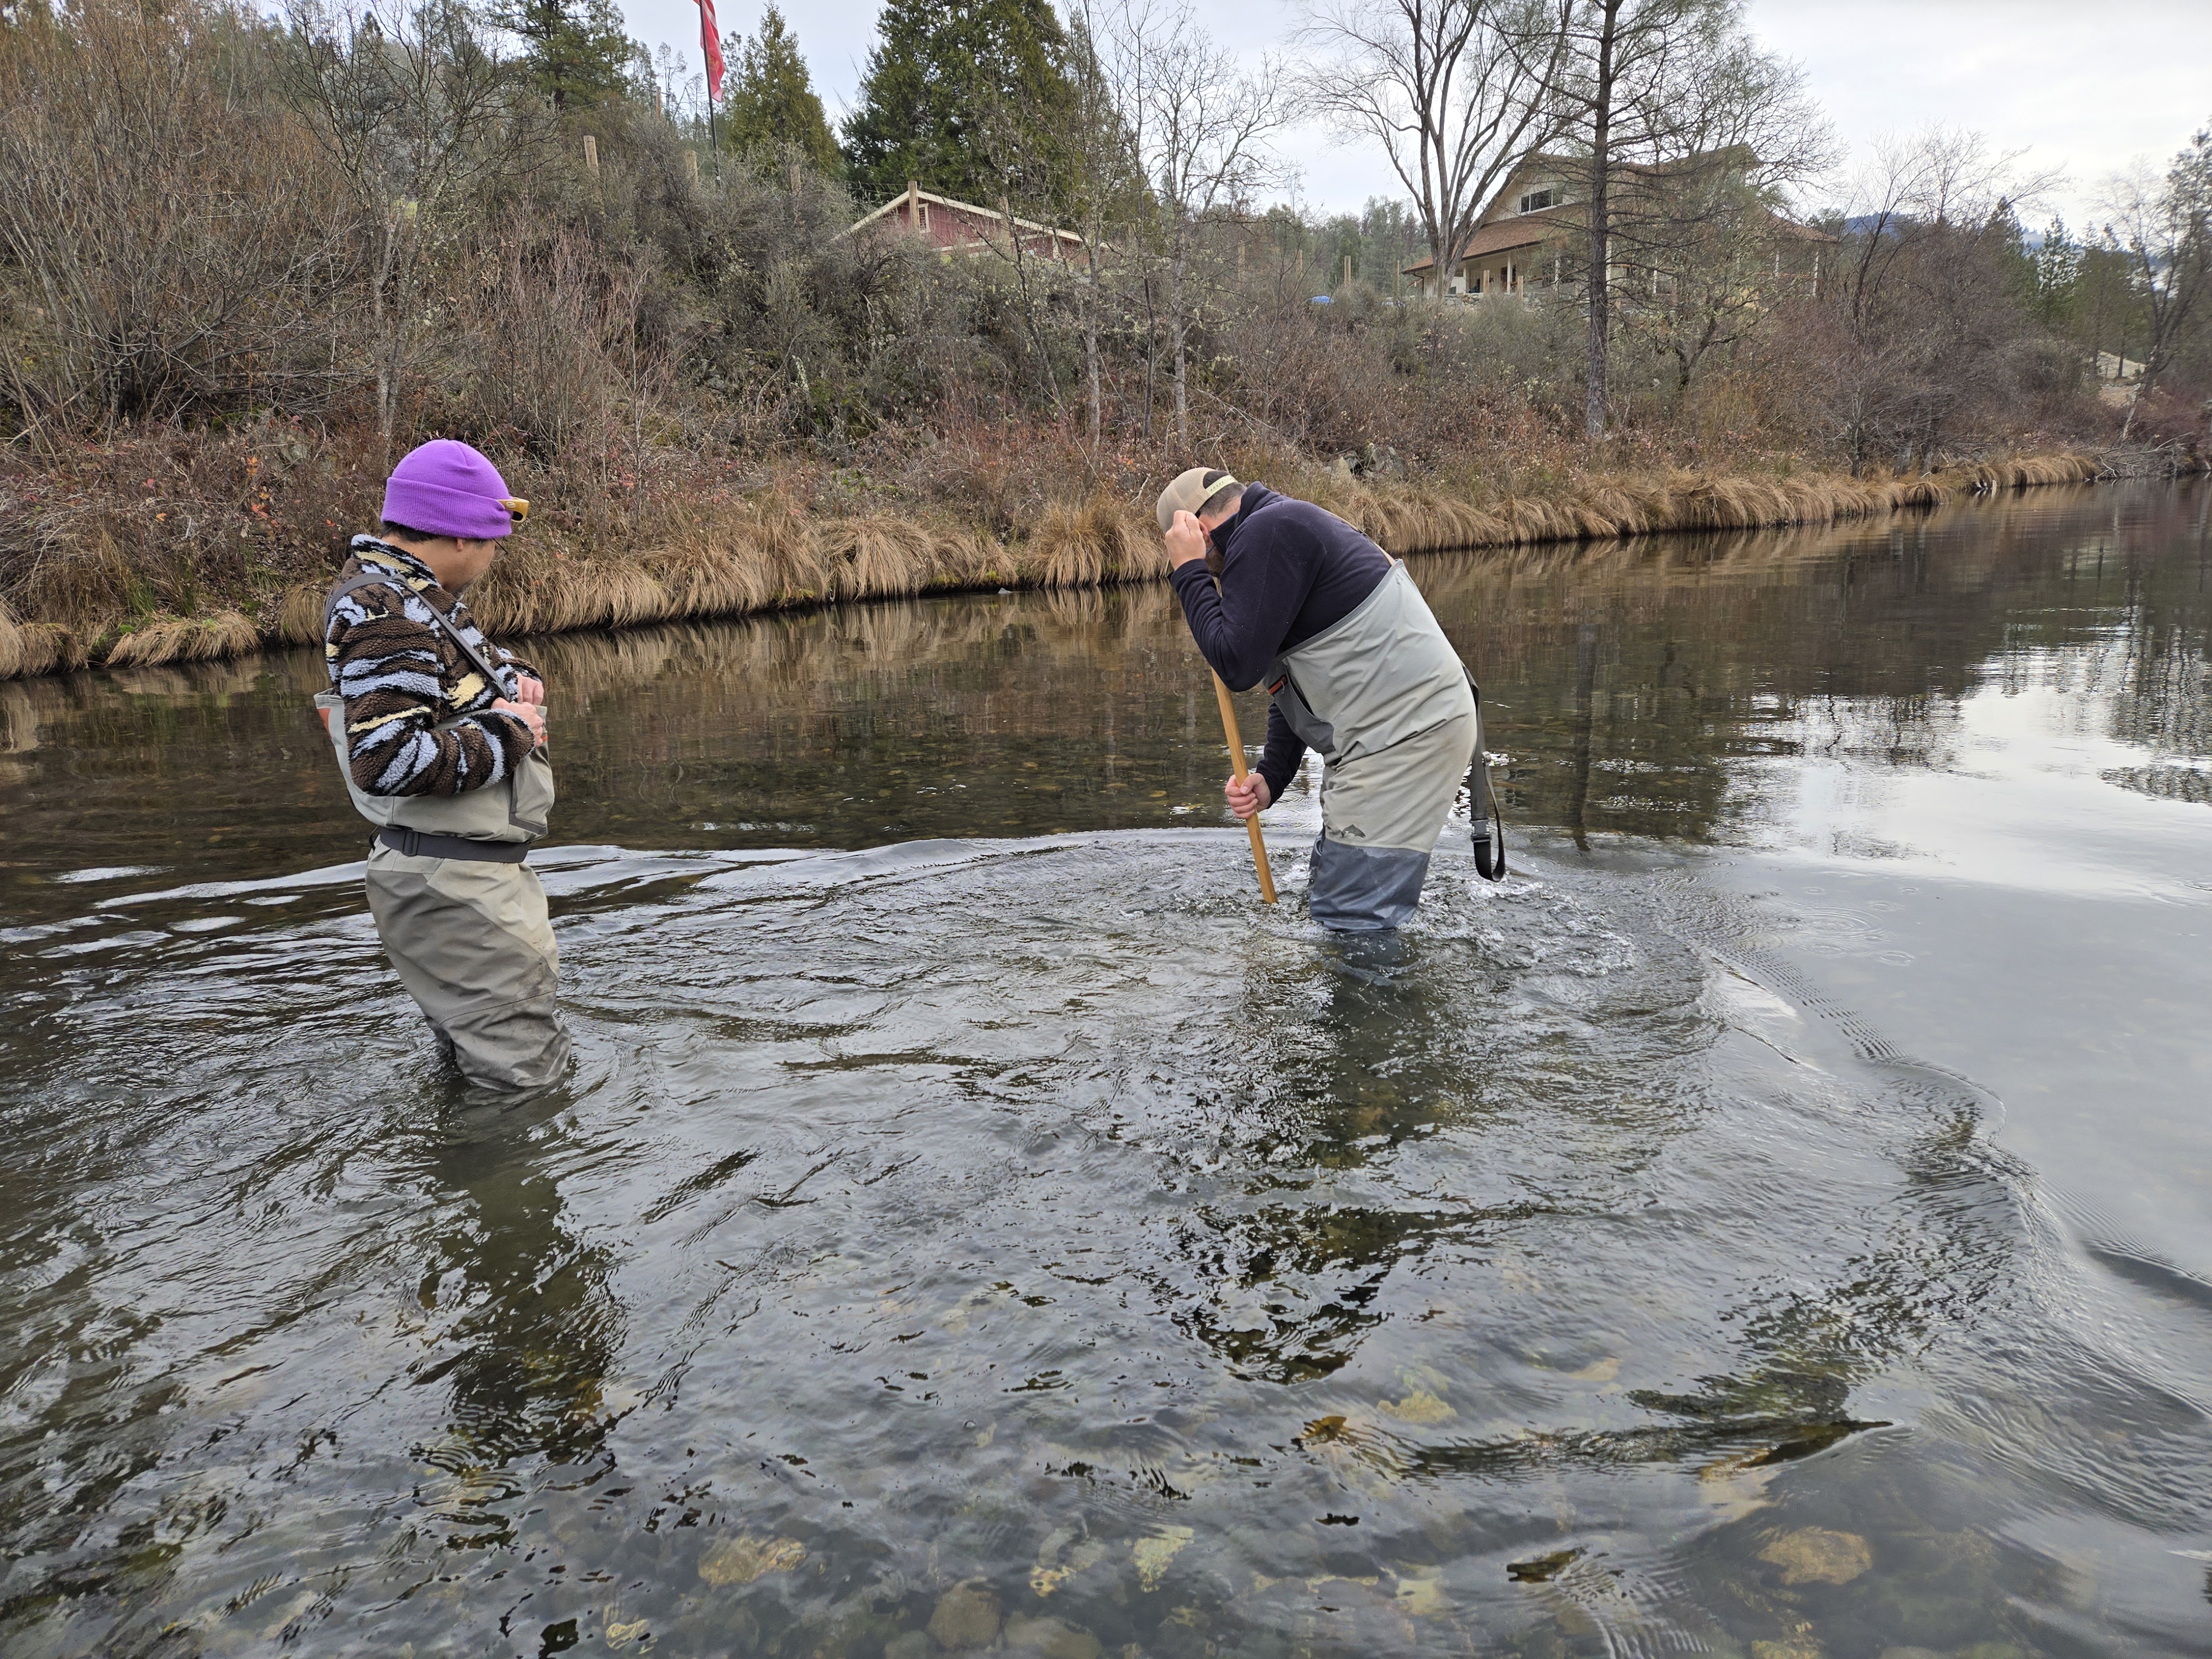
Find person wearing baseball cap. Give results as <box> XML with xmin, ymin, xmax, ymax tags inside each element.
<box><xmin>312</xmin><ymin>439</ymin><xmax>569</xmax><ymax>1091</ymax></box>
<box><xmin>1157</xmin><ymin>466</ymin><xmax>1500</xmax><ymax>930</ymax></box>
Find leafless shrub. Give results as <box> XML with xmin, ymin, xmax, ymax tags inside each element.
<box><xmin>0</xmin><ymin>0</ymin><xmax>364</xmax><ymax>442</ymax></box>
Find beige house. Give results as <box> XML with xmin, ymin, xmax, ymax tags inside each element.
<box><xmin>1400</xmin><ymin>152</ymin><xmax>1835</xmax><ymax>301</ymax></box>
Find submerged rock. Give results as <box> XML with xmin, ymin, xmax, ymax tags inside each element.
<box><xmin>1002</xmin><ymin>1612</ymin><xmax>1103</xmax><ymax>1659</ymax></box>
<box><xmin>1134</xmin><ymin>1526</ymin><xmax>1195</xmax><ymax>1590</ymax></box>
<box><xmin>926</xmin><ymin>1583</ymin><xmax>1003</xmax><ymax>1650</ymax></box>
<box><xmin>697</xmin><ymin>1533</ymin><xmax>808</xmax><ymax>1587</ymax></box>
<box><xmin>1758</xmin><ymin>1527</ymin><xmax>1873</xmax><ymax>1585</ymax></box>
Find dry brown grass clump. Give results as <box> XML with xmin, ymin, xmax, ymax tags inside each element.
<box><xmin>468</xmin><ymin>539</ymin><xmax>671</xmax><ymax>636</ymax></box>
<box><xmin>18</xmin><ymin>623</ymin><xmax>87</xmax><ymax>675</ymax></box>
<box><xmin>643</xmin><ymin>494</ymin><xmax>838</xmax><ymax>611</ymax></box>
<box><xmin>103</xmin><ymin>610</ymin><xmax>260</xmax><ymax>668</ymax></box>
<box><xmin>276</xmin><ymin>580</ymin><xmax>328</xmax><ymax>647</ymax></box>
<box><xmin>926</xmin><ymin>525</ymin><xmax>1026</xmax><ymax>590</ymax></box>
<box><xmin>1032</xmin><ymin>497</ymin><xmax>1162</xmax><ymax>588</ymax></box>
<box><xmin>0</xmin><ymin>609</ymin><xmax>79</xmax><ymax>681</ymax></box>
<box><xmin>820</xmin><ymin>517</ymin><xmax>944</xmax><ymax>599</ymax></box>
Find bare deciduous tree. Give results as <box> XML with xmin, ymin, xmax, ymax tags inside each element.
<box><xmin>1114</xmin><ymin>0</ymin><xmax>1287</xmax><ymax>445</ymax></box>
<box><xmin>2100</xmin><ymin>123</ymin><xmax>2212</xmax><ymax>440</ymax></box>
<box><xmin>1557</xmin><ymin>0</ymin><xmax>1812</xmax><ymax>438</ymax></box>
<box><xmin>1814</xmin><ymin>127</ymin><xmax>2058</xmax><ymax>473</ymax></box>
<box><xmin>280</xmin><ymin>0</ymin><xmax>548</xmax><ymax>454</ymax></box>
<box><xmin>1299</xmin><ymin>0</ymin><xmax>1570</xmax><ymax>315</ymax></box>
<box><xmin>1609</xmin><ymin>43</ymin><xmax>1833</xmax><ymax>394</ymax></box>
<box><xmin>1061</xmin><ymin>1</ymin><xmax>1151</xmax><ymax>444</ymax></box>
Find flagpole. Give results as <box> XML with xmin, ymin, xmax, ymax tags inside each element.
<box><xmin>696</xmin><ymin>0</ymin><xmax>722</xmax><ymax>182</ymax></box>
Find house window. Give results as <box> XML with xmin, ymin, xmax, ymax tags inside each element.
<box><xmin>1517</xmin><ymin>189</ymin><xmax>1553</xmax><ymax>214</ymax></box>
<box><xmin>917</xmin><ymin>201</ymin><xmax>930</xmax><ymax>230</ymax></box>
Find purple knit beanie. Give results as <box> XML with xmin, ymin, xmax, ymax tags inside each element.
<box><xmin>381</xmin><ymin>440</ymin><xmax>517</xmax><ymax>540</ymax></box>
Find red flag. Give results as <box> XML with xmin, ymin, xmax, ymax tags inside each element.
<box><xmin>697</xmin><ymin>0</ymin><xmax>724</xmax><ymax>102</ymax></box>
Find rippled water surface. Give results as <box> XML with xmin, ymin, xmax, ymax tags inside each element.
<box><xmin>4</xmin><ymin>481</ymin><xmax>2210</xmax><ymax>1658</ymax></box>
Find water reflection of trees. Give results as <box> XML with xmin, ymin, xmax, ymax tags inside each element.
<box><xmin>1</xmin><ymin>482</ymin><xmax>2203</xmax><ymax>916</ymax></box>
<box><xmin>523</xmin><ymin>586</ymin><xmax>1248</xmax><ymax>849</ymax></box>
<box><xmin>1412</xmin><ymin>481</ymin><xmax>2211</xmax><ymax>841</ymax></box>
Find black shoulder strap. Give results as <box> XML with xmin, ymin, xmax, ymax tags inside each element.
<box><xmin>1464</xmin><ymin>668</ymin><xmax>1508</xmax><ymax>881</ymax></box>
<box><xmin>325</xmin><ymin>570</ymin><xmax>514</xmax><ymax>693</ymax></box>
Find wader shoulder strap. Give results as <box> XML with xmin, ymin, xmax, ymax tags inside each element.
<box><xmin>325</xmin><ymin>571</ymin><xmax>516</xmax><ymax>694</ymax></box>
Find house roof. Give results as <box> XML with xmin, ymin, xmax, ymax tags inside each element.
<box><xmin>1770</xmin><ymin>217</ymin><xmax>1842</xmax><ymax>244</ymax></box>
<box><xmin>1398</xmin><ymin>209</ymin><xmax>1572</xmax><ymax>275</ymax></box>
<box><xmin>1397</xmin><ymin>205</ymin><xmax>1836</xmax><ymax>275</ymax></box>
<box><xmin>846</xmin><ymin>186</ymin><xmax>1087</xmax><ymax>249</ymax></box>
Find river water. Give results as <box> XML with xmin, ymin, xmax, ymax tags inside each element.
<box><xmin>3</xmin><ymin>481</ymin><xmax>2209</xmax><ymax>1659</ymax></box>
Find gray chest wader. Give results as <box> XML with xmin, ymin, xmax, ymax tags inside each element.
<box><xmin>1265</xmin><ymin>562</ymin><xmax>1507</xmax><ymax>927</ymax></box>
<box><xmin>321</xmin><ymin>570</ymin><xmax>569</xmax><ymax>1092</ymax></box>
<box><xmin>314</xmin><ymin>570</ymin><xmax>556</xmax><ymax>861</ymax></box>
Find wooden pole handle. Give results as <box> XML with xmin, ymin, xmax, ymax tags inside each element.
<box><xmin>1212</xmin><ymin>671</ymin><xmax>1279</xmax><ymax>904</ymax></box>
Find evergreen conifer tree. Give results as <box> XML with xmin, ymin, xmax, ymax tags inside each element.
<box><xmin>722</xmin><ymin>6</ymin><xmax>839</xmax><ymax>176</ymax></box>
<box><xmin>499</xmin><ymin>0</ymin><xmax>640</xmax><ymax>111</ymax></box>
<box><xmin>841</xmin><ymin>0</ymin><xmax>1076</xmax><ymax>211</ymax></box>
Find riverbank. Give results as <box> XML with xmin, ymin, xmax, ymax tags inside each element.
<box><xmin>0</xmin><ymin>448</ymin><xmax>2150</xmax><ymax>680</ymax></box>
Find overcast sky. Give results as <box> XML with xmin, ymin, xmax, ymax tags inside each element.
<box><xmin>619</xmin><ymin>0</ymin><xmax>2212</xmax><ymax>227</ymax></box>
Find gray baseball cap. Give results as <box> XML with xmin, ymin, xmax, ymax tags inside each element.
<box><xmin>1154</xmin><ymin>467</ymin><xmax>1243</xmax><ymax>534</ymax></box>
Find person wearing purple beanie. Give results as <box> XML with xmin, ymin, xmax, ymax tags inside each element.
<box><xmin>311</xmin><ymin>439</ymin><xmax>570</xmax><ymax>1092</ymax></box>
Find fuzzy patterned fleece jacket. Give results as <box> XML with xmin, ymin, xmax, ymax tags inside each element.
<box><xmin>324</xmin><ymin>536</ymin><xmax>540</xmax><ymax>797</ymax></box>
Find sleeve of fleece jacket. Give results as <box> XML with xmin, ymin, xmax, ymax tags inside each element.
<box><xmin>1251</xmin><ymin>705</ymin><xmax>1305</xmax><ymax>806</ymax></box>
<box><xmin>1167</xmin><ymin>524</ymin><xmax>1319</xmax><ymax>692</ymax></box>
<box><xmin>328</xmin><ymin>585</ymin><xmax>537</xmax><ymax>798</ymax></box>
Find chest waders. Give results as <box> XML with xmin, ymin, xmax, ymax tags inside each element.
<box><xmin>320</xmin><ymin>568</ymin><xmax>569</xmax><ymax>1092</ymax></box>
<box><xmin>1266</xmin><ymin>561</ymin><xmax>1507</xmax><ymax>930</ymax></box>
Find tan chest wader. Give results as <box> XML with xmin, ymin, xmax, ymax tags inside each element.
<box><xmin>314</xmin><ymin>570</ymin><xmax>556</xmax><ymax>859</ymax></box>
<box><xmin>1265</xmin><ymin>561</ymin><xmax>1507</xmax><ymax>930</ymax></box>
<box><xmin>319</xmin><ymin>570</ymin><xmax>568</xmax><ymax>1092</ymax></box>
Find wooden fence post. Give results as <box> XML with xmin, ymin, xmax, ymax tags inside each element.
<box><xmin>583</xmin><ymin>135</ymin><xmax>599</xmax><ymax>179</ymax></box>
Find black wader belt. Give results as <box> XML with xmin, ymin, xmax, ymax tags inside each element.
<box><xmin>377</xmin><ymin>826</ymin><xmax>531</xmax><ymax>863</ymax></box>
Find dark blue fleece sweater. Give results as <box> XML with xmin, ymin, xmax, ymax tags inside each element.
<box><xmin>1167</xmin><ymin>484</ymin><xmax>1392</xmax><ymax>802</ymax></box>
